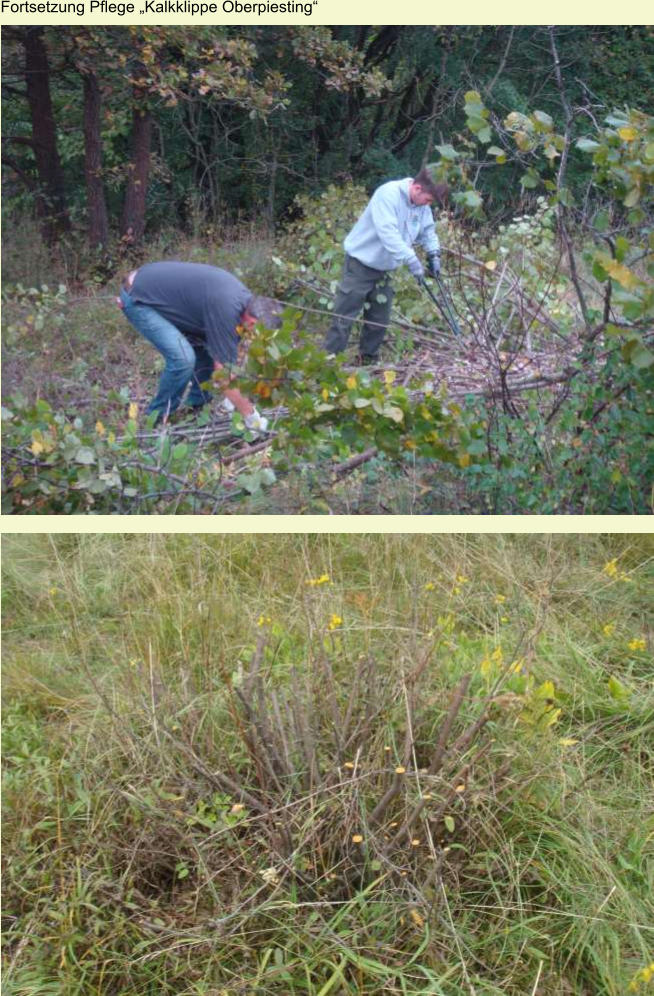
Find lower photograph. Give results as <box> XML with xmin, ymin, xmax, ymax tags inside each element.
<box><xmin>2</xmin><ymin>533</ymin><xmax>652</xmax><ymax>995</ymax></box>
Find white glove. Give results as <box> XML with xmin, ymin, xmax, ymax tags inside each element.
<box><xmin>244</xmin><ymin>409</ymin><xmax>269</xmax><ymax>433</ymax></box>
<box><xmin>408</xmin><ymin>256</ymin><xmax>424</xmax><ymax>280</ymax></box>
<box><xmin>220</xmin><ymin>397</ymin><xmax>236</xmax><ymax>412</ymax></box>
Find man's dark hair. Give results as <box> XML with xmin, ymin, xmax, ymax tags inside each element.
<box><xmin>413</xmin><ymin>167</ymin><xmax>449</xmax><ymax>206</ymax></box>
<box><xmin>245</xmin><ymin>295</ymin><xmax>283</xmax><ymax>329</ymax></box>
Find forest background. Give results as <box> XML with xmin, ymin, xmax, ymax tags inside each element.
<box><xmin>2</xmin><ymin>25</ymin><xmax>653</xmax><ymax>513</ymax></box>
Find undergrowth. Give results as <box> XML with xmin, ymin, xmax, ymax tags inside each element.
<box><xmin>2</xmin><ymin>534</ymin><xmax>653</xmax><ymax>994</ymax></box>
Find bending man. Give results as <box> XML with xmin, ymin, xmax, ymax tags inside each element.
<box><xmin>324</xmin><ymin>167</ymin><xmax>449</xmax><ymax>363</ymax></box>
<box><xmin>119</xmin><ymin>261</ymin><xmax>278</xmax><ymax>428</ymax></box>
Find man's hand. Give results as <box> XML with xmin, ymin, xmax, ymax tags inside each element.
<box><xmin>426</xmin><ymin>252</ymin><xmax>441</xmax><ymax>277</ymax></box>
<box><xmin>408</xmin><ymin>256</ymin><xmax>424</xmax><ymax>280</ymax></box>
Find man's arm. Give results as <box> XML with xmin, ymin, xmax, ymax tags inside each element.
<box><xmin>368</xmin><ymin>186</ymin><xmax>419</xmax><ymax>267</ymax></box>
<box><xmin>213</xmin><ymin>361</ymin><xmax>255</xmax><ymax>417</ymax></box>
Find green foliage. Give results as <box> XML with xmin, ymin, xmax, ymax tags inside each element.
<box><xmin>1</xmin><ymin>396</ymin><xmax>225</xmax><ymax>514</ymax></box>
<box><xmin>229</xmin><ymin>314</ymin><xmax>482</xmax><ymax>471</ymax></box>
<box><xmin>456</xmin><ymin>347</ymin><xmax>654</xmax><ymax>514</ymax></box>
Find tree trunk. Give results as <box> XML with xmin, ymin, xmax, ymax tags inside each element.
<box><xmin>121</xmin><ymin>83</ymin><xmax>151</xmax><ymax>246</ymax></box>
<box><xmin>24</xmin><ymin>26</ymin><xmax>71</xmax><ymax>243</ymax></box>
<box><xmin>82</xmin><ymin>69</ymin><xmax>109</xmax><ymax>249</ymax></box>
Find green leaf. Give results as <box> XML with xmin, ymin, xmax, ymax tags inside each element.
<box><xmin>444</xmin><ymin>815</ymin><xmax>455</xmax><ymax>833</ymax></box>
<box><xmin>576</xmin><ymin>137</ymin><xmax>600</xmax><ymax>153</ymax></box>
<box><xmin>461</xmin><ymin>189</ymin><xmax>483</xmax><ymax>208</ymax></box>
<box><xmin>435</xmin><ymin>144</ymin><xmax>459</xmax><ymax>161</ymax></box>
<box><xmin>532</xmin><ymin>109</ymin><xmax>553</xmax><ymax>129</ymax></box>
<box><xmin>608</xmin><ymin>675</ymin><xmax>629</xmax><ymax>702</ymax></box>
<box><xmin>172</xmin><ymin>443</ymin><xmax>189</xmax><ymax>460</ymax></box>
<box><xmin>74</xmin><ymin>447</ymin><xmax>96</xmax><ymax>465</ymax></box>
<box><xmin>593</xmin><ymin>210</ymin><xmax>610</xmax><ymax>232</ymax></box>
<box><xmin>383</xmin><ymin>405</ymin><xmax>404</xmax><ymax>424</ymax></box>
<box><xmin>354</xmin><ymin>397</ymin><xmax>372</xmax><ymax>408</ymax></box>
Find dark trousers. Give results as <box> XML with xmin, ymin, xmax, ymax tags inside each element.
<box><xmin>323</xmin><ymin>255</ymin><xmax>394</xmax><ymax>359</ymax></box>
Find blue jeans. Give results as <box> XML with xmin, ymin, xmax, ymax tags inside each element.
<box><xmin>120</xmin><ymin>287</ymin><xmax>213</xmax><ymax>419</ymax></box>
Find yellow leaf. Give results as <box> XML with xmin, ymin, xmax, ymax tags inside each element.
<box><xmin>383</xmin><ymin>369</ymin><xmax>396</xmax><ymax>386</ymax></box>
<box><xmin>95</xmin><ymin>420</ymin><xmax>106</xmax><ymax>436</ymax></box>
<box><xmin>484</xmin><ymin>259</ymin><xmax>497</xmax><ymax>271</ymax></box>
<box><xmin>346</xmin><ymin>375</ymin><xmax>357</xmax><ymax>390</ymax></box>
<box><xmin>544</xmin><ymin>707</ymin><xmax>562</xmax><ymax>728</ymax></box>
<box><xmin>618</xmin><ymin>126</ymin><xmax>638</xmax><ymax>142</ymax></box>
<box><xmin>536</xmin><ymin>680</ymin><xmax>555</xmax><ymax>700</ymax></box>
<box><xmin>321</xmin><ymin>387</ymin><xmax>329</xmax><ymax>401</ymax></box>
<box><xmin>351</xmin><ymin>834</ymin><xmax>363</xmax><ymax>843</ymax></box>
<box><xmin>30</xmin><ymin>439</ymin><xmax>44</xmax><ymax>456</ymax></box>
<box><xmin>410</xmin><ymin>909</ymin><xmax>425</xmax><ymax>928</ymax></box>
<box><xmin>128</xmin><ymin>402</ymin><xmax>139</xmax><ymax>420</ymax></box>
<box><xmin>458</xmin><ymin>452</ymin><xmax>471</xmax><ymax>468</ymax></box>
<box><xmin>559</xmin><ymin>738</ymin><xmax>579</xmax><ymax>747</ymax></box>
<box><xmin>604</xmin><ymin>258</ymin><xmax>639</xmax><ymax>290</ymax></box>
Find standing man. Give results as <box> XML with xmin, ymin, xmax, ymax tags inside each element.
<box><xmin>324</xmin><ymin>167</ymin><xmax>449</xmax><ymax>363</ymax></box>
<box><xmin>119</xmin><ymin>261</ymin><xmax>278</xmax><ymax>428</ymax></box>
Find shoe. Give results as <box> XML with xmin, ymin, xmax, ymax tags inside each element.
<box><xmin>356</xmin><ymin>354</ymin><xmax>378</xmax><ymax>366</ymax></box>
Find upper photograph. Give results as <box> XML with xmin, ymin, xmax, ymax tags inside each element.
<box><xmin>2</xmin><ymin>26</ymin><xmax>652</xmax><ymax>515</ymax></box>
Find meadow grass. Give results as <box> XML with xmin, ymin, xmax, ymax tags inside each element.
<box><xmin>2</xmin><ymin>534</ymin><xmax>653</xmax><ymax>994</ymax></box>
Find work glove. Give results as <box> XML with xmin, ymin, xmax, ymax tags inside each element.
<box><xmin>244</xmin><ymin>409</ymin><xmax>269</xmax><ymax>433</ymax></box>
<box><xmin>407</xmin><ymin>256</ymin><xmax>424</xmax><ymax>280</ymax></box>
<box><xmin>220</xmin><ymin>397</ymin><xmax>236</xmax><ymax>413</ymax></box>
<box><xmin>426</xmin><ymin>252</ymin><xmax>441</xmax><ymax>277</ymax></box>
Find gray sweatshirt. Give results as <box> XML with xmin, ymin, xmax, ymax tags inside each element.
<box><xmin>343</xmin><ymin>178</ymin><xmax>440</xmax><ymax>272</ymax></box>
<box><xmin>130</xmin><ymin>262</ymin><xmax>252</xmax><ymax>364</ymax></box>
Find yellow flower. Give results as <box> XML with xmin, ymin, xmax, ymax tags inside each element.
<box><xmin>500</xmin><ymin>616</ymin><xmax>509</xmax><ymax>623</ymax></box>
<box><xmin>456</xmin><ymin>574</ymin><xmax>469</xmax><ymax>584</ymax></box>
<box><xmin>48</xmin><ymin>587</ymin><xmax>59</xmax><ymax>596</ymax></box>
<box><xmin>95</xmin><ymin>420</ymin><xmax>106</xmax><ymax>436</ymax></box>
<box><xmin>327</xmin><ymin>614</ymin><xmax>342</xmax><ymax>631</ymax></box>
<box><xmin>257</xmin><ymin>615</ymin><xmax>272</xmax><ymax>627</ymax></box>
<box><xmin>627</xmin><ymin>638</ymin><xmax>646</xmax><ymax>652</ymax></box>
<box><xmin>602</xmin><ymin>622</ymin><xmax>616</xmax><ymax>637</ymax></box>
<box><xmin>395</xmin><ymin>766</ymin><xmax>406</xmax><ymax>774</ymax></box>
<box><xmin>491</xmin><ymin>647</ymin><xmax>503</xmax><ymax>663</ymax></box>
<box><xmin>306</xmin><ymin>573</ymin><xmax>330</xmax><ymax>586</ymax></box>
<box><xmin>494</xmin><ymin>594</ymin><xmax>506</xmax><ymax>604</ymax></box>
<box><xmin>424</xmin><ymin>581</ymin><xmax>435</xmax><ymax>591</ymax></box>
<box><xmin>128</xmin><ymin>401</ymin><xmax>139</xmax><ymax>420</ymax></box>
<box><xmin>351</xmin><ymin>833</ymin><xmax>363</xmax><ymax>843</ymax></box>
<box><xmin>603</xmin><ymin>558</ymin><xmax>619</xmax><ymax>578</ymax></box>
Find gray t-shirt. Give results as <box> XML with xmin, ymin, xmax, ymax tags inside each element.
<box><xmin>130</xmin><ymin>262</ymin><xmax>252</xmax><ymax>364</ymax></box>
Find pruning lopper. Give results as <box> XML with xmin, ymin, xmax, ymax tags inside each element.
<box><xmin>418</xmin><ymin>274</ymin><xmax>462</xmax><ymax>337</ymax></box>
